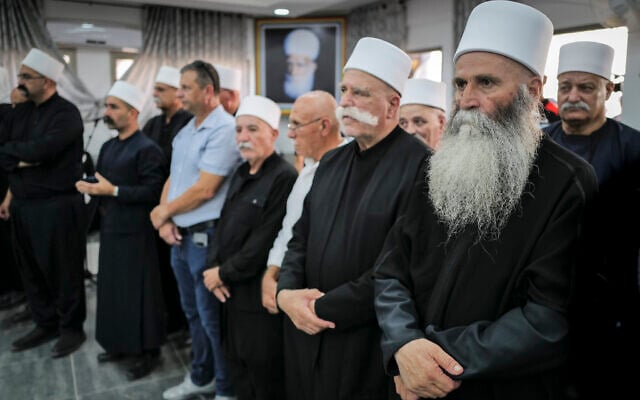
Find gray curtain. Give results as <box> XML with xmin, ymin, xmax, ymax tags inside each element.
<box><xmin>346</xmin><ymin>1</ymin><xmax>407</xmax><ymax>55</ymax></box>
<box><xmin>454</xmin><ymin>0</ymin><xmax>487</xmax><ymax>47</ymax></box>
<box><xmin>122</xmin><ymin>5</ymin><xmax>251</xmax><ymax>125</ymax></box>
<box><xmin>0</xmin><ymin>0</ymin><xmax>101</xmax><ymax>120</ymax></box>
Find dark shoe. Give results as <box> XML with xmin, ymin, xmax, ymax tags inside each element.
<box><xmin>11</xmin><ymin>326</ymin><xmax>59</xmax><ymax>352</ymax></box>
<box><xmin>125</xmin><ymin>353</ymin><xmax>161</xmax><ymax>381</ymax></box>
<box><xmin>0</xmin><ymin>292</ymin><xmax>26</xmax><ymax>310</ymax></box>
<box><xmin>97</xmin><ymin>352</ymin><xmax>126</xmax><ymax>363</ymax></box>
<box><xmin>51</xmin><ymin>331</ymin><xmax>86</xmax><ymax>358</ymax></box>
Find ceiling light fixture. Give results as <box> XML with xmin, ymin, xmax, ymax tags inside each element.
<box><xmin>274</xmin><ymin>8</ymin><xmax>290</xmax><ymax>16</ymax></box>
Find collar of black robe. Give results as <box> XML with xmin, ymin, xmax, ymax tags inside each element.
<box><xmin>34</xmin><ymin>91</ymin><xmax>60</xmax><ymax>108</ymax></box>
<box><xmin>351</xmin><ymin>125</ymin><xmax>402</xmax><ymax>158</ymax></box>
<box><xmin>238</xmin><ymin>151</ymin><xmax>280</xmax><ymax>179</ymax></box>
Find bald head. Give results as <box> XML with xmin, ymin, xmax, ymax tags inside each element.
<box><xmin>288</xmin><ymin>90</ymin><xmax>342</xmax><ymax>161</ymax></box>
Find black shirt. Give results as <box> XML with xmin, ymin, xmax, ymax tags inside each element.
<box><xmin>142</xmin><ymin>109</ymin><xmax>192</xmax><ymax>167</ymax></box>
<box><xmin>210</xmin><ymin>152</ymin><xmax>297</xmax><ymax>312</ymax></box>
<box><xmin>0</xmin><ymin>93</ymin><xmax>84</xmax><ymax>200</ymax></box>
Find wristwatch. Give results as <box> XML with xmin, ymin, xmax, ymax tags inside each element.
<box><xmin>113</xmin><ymin>186</ymin><xmax>119</xmax><ymax>197</ymax></box>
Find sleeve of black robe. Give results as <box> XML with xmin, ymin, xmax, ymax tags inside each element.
<box><xmin>218</xmin><ymin>172</ymin><xmax>296</xmax><ymax>283</ymax></box>
<box><xmin>374</xmin><ymin>171</ymin><xmax>597</xmax><ymax>379</ymax></box>
<box><xmin>116</xmin><ymin>144</ymin><xmax>167</xmax><ymax>204</ymax></box>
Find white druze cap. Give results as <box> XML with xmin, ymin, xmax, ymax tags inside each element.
<box><xmin>236</xmin><ymin>95</ymin><xmax>281</xmax><ymax>129</ymax></box>
<box><xmin>557</xmin><ymin>41</ymin><xmax>614</xmax><ymax>80</ymax></box>
<box><xmin>155</xmin><ymin>66</ymin><xmax>181</xmax><ymax>88</ymax></box>
<box><xmin>454</xmin><ymin>1</ymin><xmax>553</xmax><ymax>77</ymax></box>
<box><xmin>21</xmin><ymin>48</ymin><xmax>65</xmax><ymax>82</ymax></box>
<box><xmin>400</xmin><ymin>79</ymin><xmax>447</xmax><ymax>112</ymax></box>
<box><xmin>284</xmin><ymin>29</ymin><xmax>320</xmax><ymax>60</ymax></box>
<box><xmin>107</xmin><ymin>81</ymin><xmax>145</xmax><ymax>111</ymax></box>
<box><xmin>215</xmin><ymin>65</ymin><xmax>243</xmax><ymax>91</ymax></box>
<box><xmin>344</xmin><ymin>37</ymin><xmax>412</xmax><ymax>95</ymax></box>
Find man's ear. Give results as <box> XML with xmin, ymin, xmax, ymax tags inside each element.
<box><xmin>604</xmin><ymin>80</ymin><xmax>614</xmax><ymax>101</ymax></box>
<box><xmin>527</xmin><ymin>75</ymin><xmax>543</xmax><ymax>100</ymax></box>
<box><xmin>387</xmin><ymin>93</ymin><xmax>400</xmax><ymax>119</ymax></box>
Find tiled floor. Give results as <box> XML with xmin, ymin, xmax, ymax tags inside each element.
<box><xmin>0</xmin><ymin>253</ymin><xmax>211</xmax><ymax>400</ymax></box>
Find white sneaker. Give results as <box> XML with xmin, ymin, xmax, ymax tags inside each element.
<box><xmin>162</xmin><ymin>374</ymin><xmax>215</xmax><ymax>400</ymax></box>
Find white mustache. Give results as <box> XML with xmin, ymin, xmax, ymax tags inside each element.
<box><xmin>153</xmin><ymin>96</ymin><xmax>161</xmax><ymax>105</ymax></box>
<box><xmin>335</xmin><ymin>106</ymin><xmax>379</xmax><ymax>126</ymax></box>
<box><xmin>237</xmin><ymin>142</ymin><xmax>254</xmax><ymax>150</ymax></box>
<box><xmin>560</xmin><ymin>101</ymin><xmax>590</xmax><ymax>113</ymax></box>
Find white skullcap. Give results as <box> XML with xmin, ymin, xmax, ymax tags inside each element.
<box><xmin>21</xmin><ymin>48</ymin><xmax>65</xmax><ymax>82</ymax></box>
<box><xmin>284</xmin><ymin>29</ymin><xmax>320</xmax><ymax>60</ymax></box>
<box><xmin>236</xmin><ymin>95</ymin><xmax>281</xmax><ymax>130</ymax></box>
<box><xmin>454</xmin><ymin>1</ymin><xmax>553</xmax><ymax>77</ymax></box>
<box><xmin>557</xmin><ymin>41</ymin><xmax>614</xmax><ymax>80</ymax></box>
<box><xmin>400</xmin><ymin>79</ymin><xmax>447</xmax><ymax>112</ymax></box>
<box><xmin>344</xmin><ymin>37</ymin><xmax>412</xmax><ymax>95</ymax></box>
<box><xmin>155</xmin><ymin>66</ymin><xmax>181</xmax><ymax>88</ymax></box>
<box><xmin>215</xmin><ymin>65</ymin><xmax>242</xmax><ymax>91</ymax></box>
<box><xmin>107</xmin><ymin>81</ymin><xmax>145</xmax><ymax>111</ymax></box>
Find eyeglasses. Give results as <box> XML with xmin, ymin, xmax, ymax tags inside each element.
<box><xmin>287</xmin><ymin>117</ymin><xmax>322</xmax><ymax>132</ymax></box>
<box><xmin>17</xmin><ymin>73</ymin><xmax>45</xmax><ymax>81</ymax></box>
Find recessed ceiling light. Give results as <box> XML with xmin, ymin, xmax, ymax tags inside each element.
<box><xmin>274</xmin><ymin>8</ymin><xmax>290</xmax><ymax>16</ymax></box>
<box><xmin>81</xmin><ymin>23</ymin><xmax>94</xmax><ymax>29</ymax></box>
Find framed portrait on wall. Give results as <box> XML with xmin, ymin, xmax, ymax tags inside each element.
<box><xmin>256</xmin><ymin>17</ymin><xmax>346</xmax><ymax>113</ymax></box>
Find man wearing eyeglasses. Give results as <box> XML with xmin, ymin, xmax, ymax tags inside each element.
<box><xmin>261</xmin><ymin>90</ymin><xmax>345</xmax><ymax>315</ymax></box>
<box><xmin>0</xmin><ymin>48</ymin><xmax>87</xmax><ymax>358</ymax></box>
<box><xmin>150</xmin><ymin>60</ymin><xmax>241</xmax><ymax>400</ymax></box>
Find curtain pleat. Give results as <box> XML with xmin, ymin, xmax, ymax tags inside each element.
<box><xmin>0</xmin><ymin>0</ymin><xmax>101</xmax><ymax>120</ymax></box>
<box><xmin>122</xmin><ymin>5</ymin><xmax>250</xmax><ymax>125</ymax></box>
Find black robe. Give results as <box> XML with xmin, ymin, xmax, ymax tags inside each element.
<box><xmin>209</xmin><ymin>152</ymin><xmax>297</xmax><ymax>400</ymax></box>
<box><xmin>545</xmin><ymin>119</ymin><xmax>640</xmax><ymax>398</ymax></box>
<box><xmin>278</xmin><ymin>127</ymin><xmax>428</xmax><ymax>400</ymax></box>
<box><xmin>374</xmin><ymin>136</ymin><xmax>598</xmax><ymax>400</ymax></box>
<box><xmin>94</xmin><ymin>131</ymin><xmax>167</xmax><ymax>354</ymax></box>
<box><xmin>142</xmin><ymin>109</ymin><xmax>192</xmax><ymax>166</ymax></box>
<box><xmin>0</xmin><ymin>93</ymin><xmax>86</xmax><ymax>332</ymax></box>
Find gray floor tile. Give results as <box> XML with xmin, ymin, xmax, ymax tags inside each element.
<box><xmin>0</xmin><ymin>356</ymin><xmax>75</xmax><ymax>400</ymax></box>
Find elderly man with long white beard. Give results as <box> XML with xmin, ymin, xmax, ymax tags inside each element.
<box><xmin>373</xmin><ymin>2</ymin><xmax>599</xmax><ymax>400</ymax></box>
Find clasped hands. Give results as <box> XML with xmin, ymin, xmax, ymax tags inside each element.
<box><xmin>276</xmin><ymin>289</ymin><xmax>335</xmax><ymax>335</ymax></box>
<box><xmin>75</xmin><ymin>172</ymin><xmax>115</xmax><ymax>196</ymax></box>
<box><xmin>393</xmin><ymin>338</ymin><xmax>464</xmax><ymax>399</ymax></box>
<box><xmin>203</xmin><ymin>266</ymin><xmax>230</xmax><ymax>303</ymax></box>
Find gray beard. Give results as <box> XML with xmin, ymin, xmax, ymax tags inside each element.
<box><xmin>427</xmin><ymin>86</ymin><xmax>542</xmax><ymax>241</ymax></box>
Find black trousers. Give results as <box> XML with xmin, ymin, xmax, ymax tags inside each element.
<box><xmin>0</xmin><ymin>217</ymin><xmax>21</xmax><ymax>294</ymax></box>
<box><xmin>225</xmin><ymin>309</ymin><xmax>285</xmax><ymax>400</ymax></box>
<box><xmin>10</xmin><ymin>194</ymin><xmax>86</xmax><ymax>332</ymax></box>
<box><xmin>155</xmin><ymin>236</ymin><xmax>187</xmax><ymax>333</ymax></box>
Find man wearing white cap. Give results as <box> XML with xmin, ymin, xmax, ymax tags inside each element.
<box><xmin>0</xmin><ymin>48</ymin><xmax>88</xmax><ymax>358</ymax></box>
<box><xmin>142</xmin><ymin>65</ymin><xmax>191</xmax><ymax>339</ymax></box>
<box><xmin>215</xmin><ymin>64</ymin><xmax>242</xmax><ymax>115</ymax></box>
<box><xmin>544</xmin><ymin>40</ymin><xmax>640</xmax><ymax>399</ymax></box>
<box><xmin>143</xmin><ymin>66</ymin><xmax>192</xmax><ymax>165</ymax></box>
<box><xmin>261</xmin><ymin>90</ymin><xmax>346</xmax><ymax>315</ymax></box>
<box><xmin>153</xmin><ymin>60</ymin><xmax>240</xmax><ymax>400</ymax></box>
<box><xmin>399</xmin><ymin>78</ymin><xmax>447</xmax><ymax>149</ymax></box>
<box><xmin>203</xmin><ymin>95</ymin><xmax>297</xmax><ymax>400</ymax></box>
<box><xmin>374</xmin><ymin>2</ymin><xmax>598</xmax><ymax>399</ymax></box>
<box><xmin>276</xmin><ymin>37</ymin><xmax>428</xmax><ymax>399</ymax></box>
<box><xmin>76</xmin><ymin>81</ymin><xmax>167</xmax><ymax>381</ymax></box>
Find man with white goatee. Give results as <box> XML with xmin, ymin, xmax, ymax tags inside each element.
<box><xmin>277</xmin><ymin>37</ymin><xmax>428</xmax><ymax>399</ymax></box>
<box><xmin>374</xmin><ymin>2</ymin><xmax>599</xmax><ymax>399</ymax></box>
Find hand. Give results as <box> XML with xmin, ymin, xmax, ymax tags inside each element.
<box><xmin>212</xmin><ymin>285</ymin><xmax>231</xmax><ymax>303</ymax></box>
<box><xmin>395</xmin><ymin>338</ymin><xmax>463</xmax><ymax>398</ymax></box>
<box><xmin>75</xmin><ymin>172</ymin><xmax>115</xmax><ymax>196</ymax></box>
<box><xmin>394</xmin><ymin>375</ymin><xmax>420</xmax><ymax>400</ymax></box>
<box><xmin>261</xmin><ymin>266</ymin><xmax>280</xmax><ymax>314</ymax></box>
<box><xmin>0</xmin><ymin>193</ymin><xmax>10</xmax><ymax>220</ymax></box>
<box><xmin>203</xmin><ymin>267</ymin><xmax>223</xmax><ymax>292</ymax></box>
<box><xmin>159</xmin><ymin>221</ymin><xmax>182</xmax><ymax>245</ymax></box>
<box><xmin>150</xmin><ymin>204</ymin><xmax>171</xmax><ymax>229</ymax></box>
<box><xmin>277</xmin><ymin>289</ymin><xmax>335</xmax><ymax>335</ymax></box>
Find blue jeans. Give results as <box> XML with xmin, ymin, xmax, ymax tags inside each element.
<box><xmin>171</xmin><ymin>227</ymin><xmax>233</xmax><ymax>395</ymax></box>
